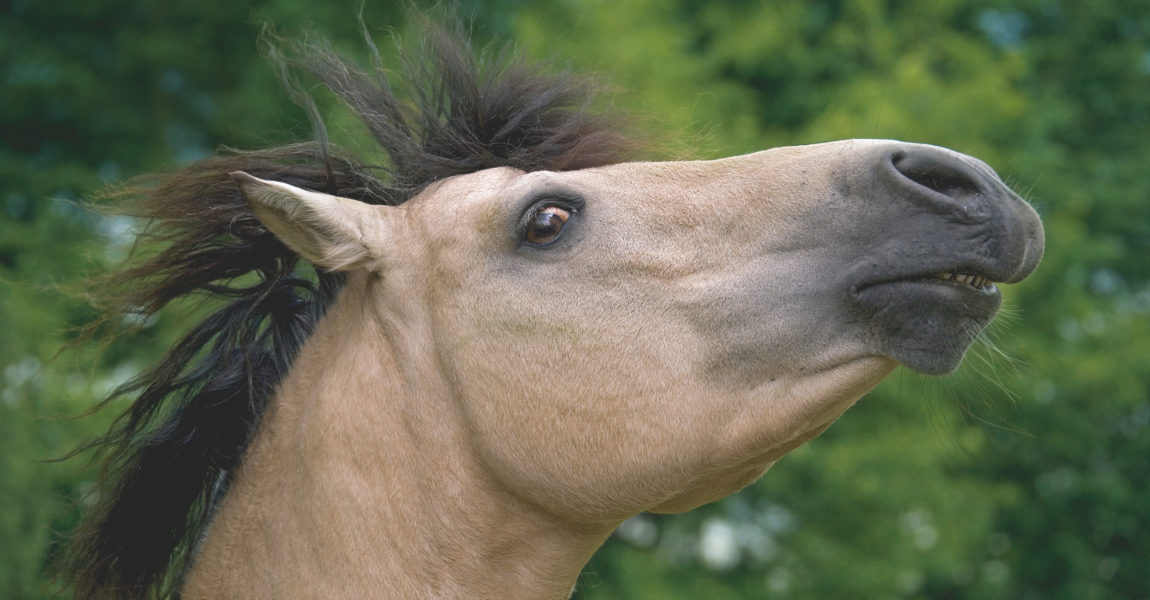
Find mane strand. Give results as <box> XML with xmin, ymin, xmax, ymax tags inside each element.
<box><xmin>62</xmin><ymin>16</ymin><xmax>637</xmax><ymax>600</ymax></box>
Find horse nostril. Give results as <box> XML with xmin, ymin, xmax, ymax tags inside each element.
<box><xmin>891</xmin><ymin>149</ymin><xmax>984</xmax><ymax>204</ymax></box>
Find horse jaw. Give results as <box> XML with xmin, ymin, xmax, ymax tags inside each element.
<box><xmin>648</xmin><ymin>356</ymin><xmax>896</xmax><ymax>513</ymax></box>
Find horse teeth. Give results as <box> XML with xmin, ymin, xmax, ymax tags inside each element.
<box><xmin>932</xmin><ymin>272</ymin><xmax>993</xmax><ymax>290</ymax></box>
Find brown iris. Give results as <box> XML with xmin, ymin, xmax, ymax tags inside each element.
<box><xmin>525</xmin><ymin>206</ymin><xmax>572</xmax><ymax>245</ymax></box>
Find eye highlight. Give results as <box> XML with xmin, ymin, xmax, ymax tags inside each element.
<box><xmin>523</xmin><ymin>204</ymin><xmax>574</xmax><ymax>246</ymax></box>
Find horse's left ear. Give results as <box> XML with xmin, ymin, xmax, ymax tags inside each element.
<box><xmin>231</xmin><ymin>172</ymin><xmax>392</xmax><ymax>272</ymax></box>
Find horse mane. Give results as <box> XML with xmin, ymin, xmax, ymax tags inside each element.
<box><xmin>62</xmin><ymin>17</ymin><xmax>635</xmax><ymax>600</ymax></box>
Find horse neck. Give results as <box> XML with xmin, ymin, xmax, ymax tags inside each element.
<box><xmin>181</xmin><ymin>272</ymin><xmax>610</xmax><ymax>599</ymax></box>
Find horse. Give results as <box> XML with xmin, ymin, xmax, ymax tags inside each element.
<box><xmin>62</xmin><ymin>20</ymin><xmax>1044</xmax><ymax>600</ymax></box>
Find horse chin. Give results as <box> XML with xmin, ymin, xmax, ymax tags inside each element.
<box><xmin>854</xmin><ymin>279</ymin><xmax>1002</xmax><ymax>375</ymax></box>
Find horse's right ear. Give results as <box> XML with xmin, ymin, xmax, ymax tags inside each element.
<box><xmin>231</xmin><ymin>172</ymin><xmax>393</xmax><ymax>272</ymax></box>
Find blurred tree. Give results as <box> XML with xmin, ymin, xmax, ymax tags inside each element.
<box><xmin>2</xmin><ymin>0</ymin><xmax>1146</xmax><ymax>598</ymax></box>
<box><xmin>508</xmin><ymin>1</ymin><xmax>1148</xmax><ymax>598</ymax></box>
<box><xmin>1</xmin><ymin>1</ymin><xmax>402</xmax><ymax>597</ymax></box>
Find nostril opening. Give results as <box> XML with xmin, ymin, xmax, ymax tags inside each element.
<box><xmin>892</xmin><ymin>150</ymin><xmax>983</xmax><ymax>202</ymax></box>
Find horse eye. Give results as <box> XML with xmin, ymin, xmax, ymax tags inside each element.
<box><xmin>524</xmin><ymin>206</ymin><xmax>572</xmax><ymax>245</ymax></box>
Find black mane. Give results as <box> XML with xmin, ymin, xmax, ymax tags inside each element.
<box><xmin>63</xmin><ymin>17</ymin><xmax>635</xmax><ymax>600</ymax></box>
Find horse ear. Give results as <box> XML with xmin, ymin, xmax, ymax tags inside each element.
<box><xmin>230</xmin><ymin>172</ymin><xmax>391</xmax><ymax>271</ymax></box>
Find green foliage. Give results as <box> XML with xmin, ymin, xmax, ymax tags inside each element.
<box><xmin>512</xmin><ymin>1</ymin><xmax>1149</xmax><ymax>598</ymax></box>
<box><xmin>0</xmin><ymin>2</ymin><xmax>398</xmax><ymax>597</ymax></box>
<box><xmin>2</xmin><ymin>0</ymin><xmax>1146</xmax><ymax>598</ymax></box>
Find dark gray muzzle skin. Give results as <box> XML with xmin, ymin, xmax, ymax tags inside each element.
<box><xmin>841</xmin><ymin>143</ymin><xmax>1045</xmax><ymax>375</ymax></box>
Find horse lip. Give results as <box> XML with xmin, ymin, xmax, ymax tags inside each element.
<box><xmin>852</xmin><ymin>266</ymin><xmax>1002</xmax><ymax>296</ymax></box>
<box><xmin>844</xmin><ymin>222</ymin><xmax>1043</xmax><ymax>294</ymax></box>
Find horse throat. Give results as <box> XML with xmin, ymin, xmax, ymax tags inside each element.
<box><xmin>179</xmin><ymin>273</ymin><xmax>612</xmax><ymax>599</ymax></box>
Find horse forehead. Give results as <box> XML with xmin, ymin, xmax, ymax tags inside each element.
<box><xmin>415</xmin><ymin>166</ymin><xmax>526</xmax><ymax>208</ymax></box>
<box><xmin>406</xmin><ymin>155</ymin><xmax>789</xmax><ymax>225</ymax></box>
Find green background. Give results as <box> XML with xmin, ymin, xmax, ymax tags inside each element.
<box><xmin>2</xmin><ymin>1</ymin><xmax>1147</xmax><ymax>598</ymax></box>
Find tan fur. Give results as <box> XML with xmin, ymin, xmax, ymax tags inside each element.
<box><xmin>189</xmin><ymin>139</ymin><xmax>1042</xmax><ymax>598</ymax></box>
